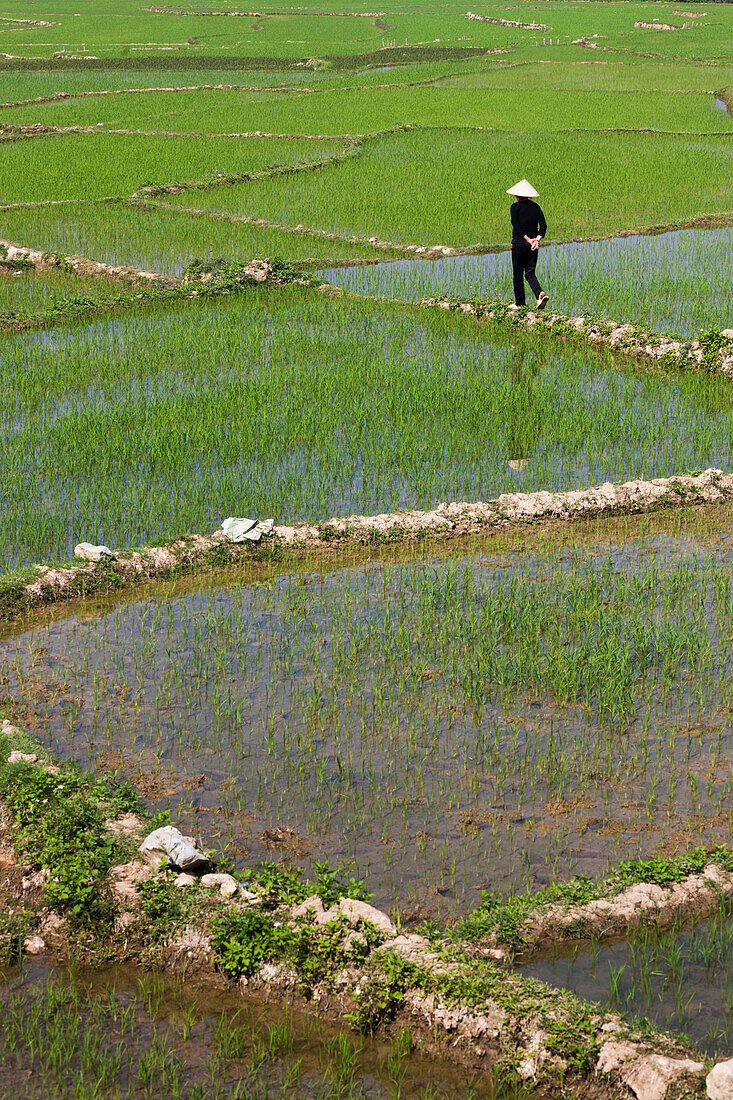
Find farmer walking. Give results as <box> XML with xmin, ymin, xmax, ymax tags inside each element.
<box><xmin>507</xmin><ymin>179</ymin><xmax>549</xmax><ymax>310</ymax></box>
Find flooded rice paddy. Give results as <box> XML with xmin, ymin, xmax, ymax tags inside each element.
<box><xmin>5</xmin><ymin>290</ymin><xmax>733</xmax><ymax>570</ymax></box>
<box><xmin>0</xmin><ymin>959</ymin><xmax>490</xmax><ymax>1100</ymax></box>
<box><xmin>321</xmin><ymin>226</ymin><xmax>733</xmax><ymax>338</ymax></box>
<box><xmin>521</xmin><ymin>905</ymin><xmax>733</xmax><ymax>1058</ymax></box>
<box><xmin>6</xmin><ymin>507</ymin><xmax>733</xmax><ymax>918</ymax></box>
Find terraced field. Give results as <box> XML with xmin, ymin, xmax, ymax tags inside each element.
<box><xmin>2</xmin><ymin>3</ymin><xmax>733</xmax><ymax>1098</ymax></box>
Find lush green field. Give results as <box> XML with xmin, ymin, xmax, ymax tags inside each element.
<box><xmin>0</xmin><ymin>132</ymin><xmax>350</xmax><ymax>203</ymax></box>
<box><xmin>161</xmin><ymin>128</ymin><xmax>733</xmax><ymax>247</ymax></box>
<box><xmin>4</xmin><ymin>0</ymin><xmax>733</xmax><ymax>1090</ymax></box>
<box><xmin>0</xmin><ymin>202</ymin><xmax>400</xmax><ymax>273</ymax></box>
<box><xmin>5</xmin><ymin>84</ymin><xmax>731</xmax><ymax>133</ymax></box>
<box><xmin>3</xmin><ymin>288</ymin><xmax>733</xmax><ymax>570</ymax></box>
<box><xmin>8</xmin><ymin>506</ymin><xmax>733</xmax><ymax>914</ymax></box>
<box><xmin>0</xmin><ymin>265</ymin><xmax>152</xmax><ymax>315</ymax></box>
<box><xmin>4</xmin><ymin>0</ymin><xmax>733</xmax><ymax>61</ymax></box>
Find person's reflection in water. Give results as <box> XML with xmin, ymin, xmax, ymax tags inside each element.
<box><xmin>506</xmin><ymin>343</ymin><xmax>545</xmax><ymax>473</ymax></box>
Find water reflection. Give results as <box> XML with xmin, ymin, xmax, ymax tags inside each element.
<box><xmin>506</xmin><ymin>344</ymin><xmax>545</xmax><ymax>472</ymax></box>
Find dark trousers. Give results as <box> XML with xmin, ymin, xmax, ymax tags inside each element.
<box><xmin>512</xmin><ymin>241</ymin><xmax>542</xmax><ymax>306</ymax></box>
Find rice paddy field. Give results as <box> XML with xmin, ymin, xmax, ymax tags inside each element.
<box><xmin>322</xmin><ymin>227</ymin><xmax>733</xmax><ymax>337</ymax></box>
<box><xmin>3</xmin><ymin>0</ymin><xmax>733</xmax><ymax>1093</ymax></box>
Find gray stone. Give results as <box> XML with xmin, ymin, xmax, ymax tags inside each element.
<box><xmin>220</xmin><ymin>516</ymin><xmax>274</xmax><ymax>543</ymax></box>
<box><xmin>138</xmin><ymin>826</ymin><xmax>209</xmax><ymax>873</ymax></box>
<box><xmin>8</xmin><ymin>750</ymin><xmax>38</xmax><ymax>765</ymax></box>
<box><xmin>707</xmin><ymin>1060</ymin><xmax>733</xmax><ymax>1100</ymax></box>
<box><xmin>74</xmin><ymin>542</ymin><xmax>115</xmax><ymax>562</ymax></box>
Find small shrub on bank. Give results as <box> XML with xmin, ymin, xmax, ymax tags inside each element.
<box><xmin>0</xmin><ymin>747</ymin><xmax>144</xmax><ymax>932</ymax></box>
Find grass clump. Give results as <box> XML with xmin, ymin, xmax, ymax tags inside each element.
<box><xmin>699</xmin><ymin>328</ymin><xmax>733</xmax><ymax>371</ymax></box>
<box><xmin>210</xmin><ymin>859</ymin><xmax>373</xmax><ymax>982</ymax></box>
<box><xmin>0</xmin><ymin>730</ymin><xmax>143</xmax><ymax>932</ymax></box>
<box><xmin>211</xmin><ymin>902</ymin><xmax>377</xmax><ymax>985</ymax></box>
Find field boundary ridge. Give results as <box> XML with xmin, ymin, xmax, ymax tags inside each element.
<box><xmin>2</xmin><ymin>468</ymin><xmax>731</xmax><ymax>622</ymax></box>
<box><xmin>0</xmin><ymin>713</ymin><xmax>727</xmax><ymax>1100</ymax></box>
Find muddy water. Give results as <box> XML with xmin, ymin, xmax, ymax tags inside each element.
<box><xmin>0</xmin><ymin>958</ymin><xmax>491</xmax><ymax>1099</ymax></box>
<box><xmin>520</xmin><ymin>907</ymin><xmax>733</xmax><ymax>1057</ymax></box>
<box><xmin>4</xmin><ymin>508</ymin><xmax>733</xmax><ymax>917</ymax></box>
<box><xmin>320</xmin><ymin>225</ymin><xmax>733</xmax><ymax>338</ymax></box>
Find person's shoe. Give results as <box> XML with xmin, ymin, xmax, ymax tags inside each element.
<box><xmin>536</xmin><ymin>292</ymin><xmax>549</xmax><ymax>311</ymax></box>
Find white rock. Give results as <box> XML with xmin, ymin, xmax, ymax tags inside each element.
<box><xmin>623</xmin><ymin>1055</ymin><xmax>703</xmax><ymax>1100</ymax></box>
<box><xmin>707</xmin><ymin>1059</ymin><xmax>733</xmax><ymax>1099</ymax></box>
<box><xmin>8</xmin><ymin>750</ymin><xmax>38</xmax><ymax>764</ymax></box>
<box><xmin>74</xmin><ymin>542</ymin><xmax>115</xmax><ymax>562</ymax></box>
<box><xmin>337</xmin><ymin>897</ymin><xmax>396</xmax><ymax>937</ymax></box>
<box><xmin>201</xmin><ymin>872</ymin><xmax>238</xmax><ymax>897</ymax></box>
<box><xmin>220</xmin><ymin>516</ymin><xmax>274</xmax><ymax>543</ymax></box>
<box><xmin>487</xmin><ymin>947</ymin><xmax>508</xmax><ymax>962</ymax></box>
<box><xmin>174</xmin><ymin>873</ymin><xmax>197</xmax><ymax>888</ymax></box>
<box><xmin>138</xmin><ymin>826</ymin><xmax>209</xmax><ymax>873</ymax></box>
<box><xmin>23</xmin><ymin>935</ymin><xmax>45</xmax><ymax>955</ymax></box>
<box><xmin>597</xmin><ymin>1040</ymin><xmax>639</xmax><ymax>1073</ymax></box>
<box><xmin>291</xmin><ymin>894</ymin><xmax>326</xmax><ymax>920</ymax></box>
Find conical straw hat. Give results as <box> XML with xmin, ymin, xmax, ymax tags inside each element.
<box><xmin>506</xmin><ymin>178</ymin><xmax>540</xmax><ymax>198</ymax></box>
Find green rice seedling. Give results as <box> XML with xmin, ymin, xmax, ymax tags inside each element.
<box><xmin>521</xmin><ymin>901</ymin><xmax>733</xmax><ymax>1056</ymax></box>
<box><xmin>0</xmin><ymin>200</ymin><xmax>399</xmax><ymax>272</ymax></box>
<box><xmin>6</xmin><ymin>84</ymin><xmax>730</xmax><ymax>136</ymax></box>
<box><xmin>2</xmin><ymin>961</ymin><xmax>485</xmax><ymax>1100</ymax></box>
<box><xmin>165</xmin><ymin>129</ymin><xmax>733</xmax><ymax>247</ymax></box>
<box><xmin>321</xmin><ymin>225</ymin><xmax>733</xmax><ymax>338</ymax></box>
<box><xmin>6</xmin><ymin>506</ymin><xmax>733</xmax><ymax>912</ymax></box>
<box><xmin>0</xmin><ymin>132</ymin><xmax>350</xmax><ymax>204</ymax></box>
<box><xmin>3</xmin><ymin>289</ymin><xmax>733</xmax><ymax>570</ymax></box>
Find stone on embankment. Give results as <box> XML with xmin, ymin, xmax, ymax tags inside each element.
<box><xmin>708</xmin><ymin>1060</ymin><xmax>733</xmax><ymax>1100</ymax></box>
<box><xmin>336</xmin><ymin>898</ymin><xmax>396</xmax><ymax>936</ymax></box>
<box><xmin>623</xmin><ymin>1055</ymin><xmax>704</xmax><ymax>1100</ymax></box>
<box><xmin>597</xmin><ymin>1042</ymin><xmax>703</xmax><ymax>1100</ymax></box>
<box><xmin>174</xmin><ymin>872</ymin><xmax>197</xmax><ymax>888</ymax></box>
<box><xmin>138</xmin><ymin>826</ymin><xmax>209</xmax><ymax>872</ymax></box>
<box><xmin>291</xmin><ymin>894</ymin><xmax>326</xmax><ymax>920</ymax></box>
<box><xmin>200</xmin><ymin>872</ymin><xmax>238</xmax><ymax>897</ymax></box>
<box><xmin>23</xmin><ymin>935</ymin><xmax>45</xmax><ymax>955</ymax></box>
<box><xmin>7</xmin><ymin>750</ymin><xmax>38</xmax><ymax>764</ymax></box>
<box><xmin>74</xmin><ymin>542</ymin><xmax>115</xmax><ymax>562</ymax></box>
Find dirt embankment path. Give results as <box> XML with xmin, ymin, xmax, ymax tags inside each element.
<box><xmin>3</xmin><ymin>468</ymin><xmax>731</xmax><ymax>621</ymax></box>
<box><xmin>0</xmin><ymin>237</ymin><xmax>177</xmax><ymax>287</ymax></box>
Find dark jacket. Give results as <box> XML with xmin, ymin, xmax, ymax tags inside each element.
<box><xmin>511</xmin><ymin>199</ymin><xmax>547</xmax><ymax>244</ymax></box>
